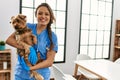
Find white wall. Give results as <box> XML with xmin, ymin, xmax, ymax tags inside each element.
<box><xmin>55</xmin><ymin>0</ymin><xmax>81</xmax><ymax>74</ymax></box>
<box><xmin>0</xmin><ymin>0</ymin><xmax>120</xmax><ymax>80</ymax></box>
<box><xmin>0</xmin><ymin>0</ymin><xmax>19</xmax><ymax>80</ymax></box>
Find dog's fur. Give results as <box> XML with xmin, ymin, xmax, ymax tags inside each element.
<box><xmin>10</xmin><ymin>14</ymin><xmax>37</xmax><ymax>56</ymax></box>
<box><xmin>10</xmin><ymin>14</ymin><xmax>43</xmax><ymax>80</ymax></box>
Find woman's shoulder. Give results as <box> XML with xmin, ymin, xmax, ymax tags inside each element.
<box><xmin>51</xmin><ymin>31</ymin><xmax>57</xmax><ymax>39</ymax></box>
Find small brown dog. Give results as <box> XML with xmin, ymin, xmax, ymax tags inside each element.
<box><xmin>10</xmin><ymin>14</ymin><xmax>37</xmax><ymax>56</ymax></box>
<box><xmin>10</xmin><ymin>14</ymin><xmax>43</xmax><ymax>80</ymax></box>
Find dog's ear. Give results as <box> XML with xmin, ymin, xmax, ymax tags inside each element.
<box><xmin>18</xmin><ymin>14</ymin><xmax>26</xmax><ymax>19</ymax></box>
<box><xmin>11</xmin><ymin>16</ymin><xmax>15</xmax><ymax>20</ymax></box>
<box><xmin>10</xmin><ymin>16</ymin><xmax>15</xmax><ymax>23</ymax></box>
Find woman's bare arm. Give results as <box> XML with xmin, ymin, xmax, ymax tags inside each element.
<box><xmin>6</xmin><ymin>32</ymin><xmax>23</xmax><ymax>49</ymax></box>
<box><xmin>30</xmin><ymin>50</ymin><xmax>56</xmax><ymax>70</ymax></box>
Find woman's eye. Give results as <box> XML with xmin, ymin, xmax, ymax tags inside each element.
<box><xmin>38</xmin><ymin>12</ymin><xmax>42</xmax><ymax>15</ymax></box>
<box><xmin>45</xmin><ymin>14</ymin><xmax>49</xmax><ymax>16</ymax></box>
<box><xmin>38</xmin><ymin>12</ymin><xmax>49</xmax><ymax>16</ymax></box>
<box><xmin>45</xmin><ymin>13</ymin><xmax>50</xmax><ymax>16</ymax></box>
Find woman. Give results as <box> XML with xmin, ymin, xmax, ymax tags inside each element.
<box><xmin>6</xmin><ymin>3</ymin><xmax>58</xmax><ymax>80</ymax></box>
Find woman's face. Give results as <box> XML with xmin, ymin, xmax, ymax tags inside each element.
<box><xmin>36</xmin><ymin>6</ymin><xmax>50</xmax><ymax>26</ymax></box>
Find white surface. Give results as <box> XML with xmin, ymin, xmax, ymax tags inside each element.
<box><xmin>63</xmin><ymin>74</ymin><xmax>76</xmax><ymax>80</ymax></box>
<box><xmin>76</xmin><ymin>54</ymin><xmax>100</xmax><ymax>79</ymax></box>
<box><xmin>78</xmin><ymin>66</ymin><xmax>99</xmax><ymax>79</ymax></box>
<box><xmin>51</xmin><ymin>65</ymin><xmax>76</xmax><ymax>80</ymax></box>
<box><xmin>3</xmin><ymin>62</ymin><xmax>7</xmax><ymax>69</ymax></box>
<box><xmin>75</xmin><ymin>59</ymin><xmax>120</xmax><ymax>80</ymax></box>
<box><xmin>76</xmin><ymin>54</ymin><xmax>92</xmax><ymax>60</ymax></box>
<box><xmin>51</xmin><ymin>65</ymin><xmax>65</xmax><ymax>80</ymax></box>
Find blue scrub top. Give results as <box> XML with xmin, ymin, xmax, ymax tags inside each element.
<box><xmin>27</xmin><ymin>23</ymin><xmax>58</xmax><ymax>59</ymax></box>
<box><xmin>14</xmin><ymin>23</ymin><xmax>58</xmax><ymax>80</ymax></box>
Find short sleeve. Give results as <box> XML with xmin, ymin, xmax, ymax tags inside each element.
<box><xmin>26</xmin><ymin>23</ymin><xmax>37</xmax><ymax>35</ymax></box>
<box><xmin>27</xmin><ymin>23</ymin><xmax>33</xmax><ymax>29</ymax></box>
<box><xmin>52</xmin><ymin>32</ymin><xmax>58</xmax><ymax>53</ymax></box>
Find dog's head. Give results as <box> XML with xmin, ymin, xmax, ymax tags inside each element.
<box><xmin>10</xmin><ymin>14</ymin><xmax>27</xmax><ymax>31</ymax></box>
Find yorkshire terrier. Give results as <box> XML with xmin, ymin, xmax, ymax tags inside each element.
<box><xmin>10</xmin><ymin>14</ymin><xmax>43</xmax><ymax>80</ymax></box>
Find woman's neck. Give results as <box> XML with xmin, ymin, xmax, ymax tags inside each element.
<box><xmin>37</xmin><ymin>24</ymin><xmax>47</xmax><ymax>34</ymax></box>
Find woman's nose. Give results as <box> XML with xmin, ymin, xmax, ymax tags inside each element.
<box><xmin>41</xmin><ymin>14</ymin><xmax>45</xmax><ymax>18</ymax></box>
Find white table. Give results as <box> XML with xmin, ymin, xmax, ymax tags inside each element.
<box><xmin>63</xmin><ymin>74</ymin><xmax>76</xmax><ymax>80</ymax></box>
<box><xmin>73</xmin><ymin>59</ymin><xmax>120</xmax><ymax>80</ymax></box>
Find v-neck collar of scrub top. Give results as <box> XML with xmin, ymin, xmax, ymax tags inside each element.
<box><xmin>35</xmin><ymin>24</ymin><xmax>47</xmax><ymax>36</ymax></box>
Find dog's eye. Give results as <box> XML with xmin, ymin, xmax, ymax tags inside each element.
<box><xmin>16</xmin><ymin>19</ymin><xmax>20</xmax><ymax>22</ymax></box>
<box><xmin>12</xmin><ymin>21</ymin><xmax>15</xmax><ymax>24</ymax></box>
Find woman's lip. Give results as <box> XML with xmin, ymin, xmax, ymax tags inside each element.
<box><xmin>40</xmin><ymin>18</ymin><xmax>46</xmax><ymax>21</ymax></box>
<box><xmin>40</xmin><ymin>19</ymin><xmax>47</xmax><ymax>22</ymax></box>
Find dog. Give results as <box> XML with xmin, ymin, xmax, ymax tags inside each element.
<box><xmin>10</xmin><ymin>14</ymin><xmax>43</xmax><ymax>80</ymax></box>
<box><xmin>10</xmin><ymin>14</ymin><xmax>37</xmax><ymax>56</ymax></box>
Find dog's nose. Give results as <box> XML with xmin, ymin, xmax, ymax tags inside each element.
<box><xmin>9</xmin><ymin>21</ymin><xmax>11</xmax><ymax>23</ymax></box>
<box><xmin>15</xmin><ymin>26</ymin><xmax>19</xmax><ymax>29</ymax></box>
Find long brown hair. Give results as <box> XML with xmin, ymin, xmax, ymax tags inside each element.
<box><xmin>35</xmin><ymin>3</ymin><xmax>55</xmax><ymax>50</ymax></box>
